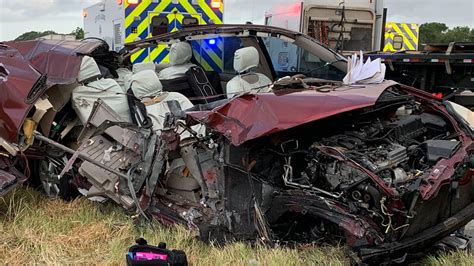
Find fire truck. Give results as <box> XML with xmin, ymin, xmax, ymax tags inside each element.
<box><xmin>83</xmin><ymin>0</ymin><xmax>224</xmax><ymax>67</ymax></box>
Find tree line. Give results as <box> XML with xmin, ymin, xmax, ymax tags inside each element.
<box><xmin>419</xmin><ymin>22</ymin><xmax>474</xmax><ymax>47</ymax></box>
<box><xmin>15</xmin><ymin>27</ymin><xmax>84</xmax><ymax>41</ymax></box>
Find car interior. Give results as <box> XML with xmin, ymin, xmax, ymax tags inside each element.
<box><xmin>155</xmin><ymin>36</ymin><xmax>275</xmax><ymax>104</ymax></box>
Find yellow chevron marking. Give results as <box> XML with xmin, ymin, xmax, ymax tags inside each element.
<box><xmin>391</xmin><ymin>23</ymin><xmax>415</xmax><ymax>50</ymax></box>
<box><xmin>125</xmin><ymin>0</ymin><xmax>171</xmax><ymax>43</ymax></box>
<box><xmin>200</xmin><ymin>40</ymin><xmax>223</xmax><ymax>67</ymax></box>
<box><xmin>166</xmin><ymin>9</ymin><xmax>182</xmax><ymax>32</ymax></box>
<box><xmin>194</xmin><ymin>51</ymin><xmax>213</xmax><ymax>71</ymax></box>
<box><xmin>148</xmin><ymin>44</ymin><xmax>169</xmax><ymax>63</ymax></box>
<box><xmin>125</xmin><ymin>0</ymin><xmax>150</xmax><ymax>29</ymax></box>
<box><xmin>127</xmin><ymin>0</ymin><xmax>223</xmax><ymax>63</ymax></box>
<box><xmin>166</xmin><ymin>11</ymin><xmax>175</xmax><ymax>21</ymax></box>
<box><xmin>131</xmin><ymin>48</ymin><xmax>146</xmax><ymax>63</ymax></box>
<box><xmin>179</xmin><ymin>0</ymin><xmax>203</xmax><ymax>23</ymax></box>
<box><xmin>401</xmin><ymin>23</ymin><xmax>418</xmax><ymax>47</ymax></box>
<box><xmin>384</xmin><ymin>42</ymin><xmax>395</xmax><ymax>52</ymax></box>
<box><xmin>180</xmin><ymin>0</ymin><xmax>199</xmax><ymax>13</ymax></box>
<box><xmin>199</xmin><ymin>0</ymin><xmax>223</xmax><ymax>24</ymax></box>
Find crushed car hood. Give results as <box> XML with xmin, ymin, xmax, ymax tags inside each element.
<box><xmin>0</xmin><ymin>44</ymin><xmax>43</xmax><ymax>142</ymax></box>
<box><xmin>189</xmin><ymin>80</ymin><xmax>398</xmax><ymax>146</ymax></box>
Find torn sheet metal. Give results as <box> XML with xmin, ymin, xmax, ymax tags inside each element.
<box><xmin>188</xmin><ymin>80</ymin><xmax>397</xmax><ymax>146</ymax></box>
<box><xmin>5</xmin><ymin>39</ymin><xmax>104</xmax><ymax>86</ymax></box>
<box><xmin>0</xmin><ymin>44</ymin><xmax>42</xmax><ymax>142</ymax></box>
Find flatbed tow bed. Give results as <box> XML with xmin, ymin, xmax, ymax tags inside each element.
<box><xmin>366</xmin><ymin>42</ymin><xmax>474</xmax><ymax>107</ymax></box>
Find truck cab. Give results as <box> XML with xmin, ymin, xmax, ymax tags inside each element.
<box><xmin>265</xmin><ymin>0</ymin><xmax>385</xmax><ymax>53</ymax></box>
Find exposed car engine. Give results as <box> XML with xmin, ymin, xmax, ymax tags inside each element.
<box><xmin>306</xmin><ymin>111</ymin><xmax>454</xmax><ymax>192</ymax></box>
<box><xmin>230</xmin><ymin>88</ymin><xmax>466</xmax><ymax>247</ymax></box>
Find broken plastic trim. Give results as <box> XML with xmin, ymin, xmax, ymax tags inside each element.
<box><xmin>26</xmin><ymin>74</ymin><xmax>48</xmax><ymax>104</ymax></box>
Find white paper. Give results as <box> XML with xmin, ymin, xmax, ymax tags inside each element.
<box><xmin>343</xmin><ymin>51</ymin><xmax>386</xmax><ymax>85</ymax></box>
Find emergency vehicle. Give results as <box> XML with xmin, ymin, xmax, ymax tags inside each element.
<box><xmin>383</xmin><ymin>22</ymin><xmax>419</xmax><ymax>52</ymax></box>
<box><xmin>83</xmin><ymin>0</ymin><xmax>224</xmax><ymax>68</ymax></box>
<box><xmin>264</xmin><ymin>0</ymin><xmax>419</xmax><ymax>53</ymax></box>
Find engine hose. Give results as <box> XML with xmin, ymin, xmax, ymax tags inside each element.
<box><xmin>345</xmin><ymin>128</ymin><xmax>395</xmax><ymax>143</ymax></box>
<box><xmin>268</xmin><ymin>149</ymin><xmax>312</xmax><ymax>157</ymax></box>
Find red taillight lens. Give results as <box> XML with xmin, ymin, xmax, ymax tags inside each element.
<box><xmin>210</xmin><ymin>0</ymin><xmax>222</xmax><ymax>9</ymax></box>
<box><xmin>432</xmin><ymin>92</ymin><xmax>443</xmax><ymax>99</ymax></box>
<box><xmin>127</xmin><ymin>0</ymin><xmax>140</xmax><ymax>4</ymax></box>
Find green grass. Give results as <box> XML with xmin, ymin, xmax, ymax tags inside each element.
<box><xmin>0</xmin><ymin>187</ymin><xmax>472</xmax><ymax>265</ymax></box>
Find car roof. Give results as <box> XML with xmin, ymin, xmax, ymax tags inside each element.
<box><xmin>4</xmin><ymin>39</ymin><xmax>106</xmax><ymax>86</ymax></box>
<box><xmin>124</xmin><ymin>24</ymin><xmax>303</xmax><ymax>49</ymax></box>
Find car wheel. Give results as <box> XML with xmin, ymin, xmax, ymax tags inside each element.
<box><xmin>37</xmin><ymin>155</ymin><xmax>78</xmax><ymax>200</ymax></box>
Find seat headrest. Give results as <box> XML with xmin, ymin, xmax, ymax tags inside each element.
<box><xmin>129</xmin><ymin>70</ymin><xmax>163</xmax><ymax>99</ymax></box>
<box><xmin>234</xmin><ymin>47</ymin><xmax>259</xmax><ymax>74</ymax></box>
<box><xmin>169</xmin><ymin>42</ymin><xmax>193</xmax><ymax>66</ymax></box>
<box><xmin>77</xmin><ymin>56</ymin><xmax>101</xmax><ymax>83</ymax></box>
<box><xmin>132</xmin><ymin>62</ymin><xmax>156</xmax><ymax>74</ymax></box>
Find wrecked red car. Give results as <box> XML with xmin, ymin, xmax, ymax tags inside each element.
<box><xmin>1</xmin><ymin>25</ymin><xmax>474</xmax><ymax>264</ymax></box>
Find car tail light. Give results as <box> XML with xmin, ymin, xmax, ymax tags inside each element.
<box><xmin>127</xmin><ymin>0</ymin><xmax>140</xmax><ymax>4</ymax></box>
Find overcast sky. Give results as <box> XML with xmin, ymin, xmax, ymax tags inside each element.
<box><xmin>1</xmin><ymin>0</ymin><xmax>473</xmax><ymax>41</ymax></box>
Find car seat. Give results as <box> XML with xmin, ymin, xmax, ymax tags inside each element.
<box><xmin>158</xmin><ymin>42</ymin><xmax>196</xmax><ymax>80</ymax></box>
<box><xmin>128</xmin><ymin>70</ymin><xmax>204</xmax><ymax>137</ymax></box>
<box><xmin>225</xmin><ymin>47</ymin><xmax>272</xmax><ymax>98</ymax></box>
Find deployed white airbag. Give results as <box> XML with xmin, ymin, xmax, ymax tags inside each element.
<box><xmin>129</xmin><ymin>69</ymin><xmax>204</xmax><ymax>137</ymax></box>
<box><xmin>132</xmin><ymin>62</ymin><xmax>156</xmax><ymax>74</ymax></box>
<box><xmin>226</xmin><ymin>73</ymin><xmax>272</xmax><ymax>98</ymax></box>
<box><xmin>169</xmin><ymin>42</ymin><xmax>193</xmax><ymax>66</ymax></box>
<box><xmin>77</xmin><ymin>56</ymin><xmax>101</xmax><ymax>83</ymax></box>
<box><xmin>129</xmin><ymin>70</ymin><xmax>163</xmax><ymax>99</ymax></box>
<box><xmin>144</xmin><ymin>92</ymin><xmax>194</xmax><ymax>132</ymax></box>
<box><xmin>233</xmin><ymin>46</ymin><xmax>259</xmax><ymax>73</ymax></box>
<box><xmin>72</xmin><ymin>56</ymin><xmax>132</xmax><ymax>124</ymax></box>
<box><xmin>226</xmin><ymin>47</ymin><xmax>272</xmax><ymax>98</ymax></box>
<box><xmin>115</xmin><ymin>68</ymin><xmax>133</xmax><ymax>92</ymax></box>
<box><xmin>158</xmin><ymin>42</ymin><xmax>196</xmax><ymax>80</ymax></box>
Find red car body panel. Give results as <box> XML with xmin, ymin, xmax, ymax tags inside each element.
<box><xmin>0</xmin><ymin>44</ymin><xmax>41</xmax><ymax>142</ymax></box>
<box><xmin>189</xmin><ymin>80</ymin><xmax>397</xmax><ymax>146</ymax></box>
<box><xmin>0</xmin><ymin>40</ymin><xmax>103</xmax><ymax>142</ymax></box>
<box><xmin>5</xmin><ymin>40</ymin><xmax>102</xmax><ymax>86</ymax></box>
